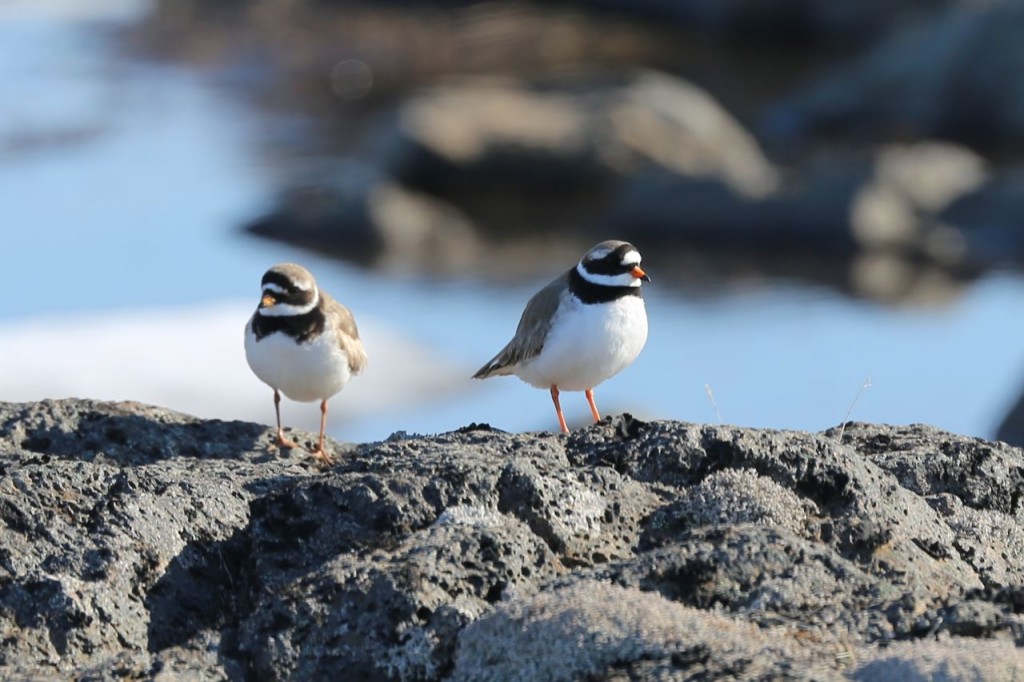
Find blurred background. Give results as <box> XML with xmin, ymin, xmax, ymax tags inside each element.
<box><xmin>4</xmin><ymin>0</ymin><xmax>1024</xmax><ymax>444</ymax></box>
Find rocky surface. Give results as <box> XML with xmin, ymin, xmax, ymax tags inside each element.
<box><xmin>2</xmin><ymin>399</ymin><xmax>1024</xmax><ymax>679</ymax></box>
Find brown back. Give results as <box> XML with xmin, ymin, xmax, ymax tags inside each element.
<box><xmin>322</xmin><ymin>290</ymin><xmax>368</xmax><ymax>375</ymax></box>
<box><xmin>472</xmin><ymin>271</ymin><xmax>568</xmax><ymax>378</ymax></box>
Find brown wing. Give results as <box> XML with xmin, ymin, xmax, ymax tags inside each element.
<box><xmin>321</xmin><ymin>291</ymin><xmax>368</xmax><ymax>375</ymax></box>
<box><xmin>473</xmin><ymin>271</ymin><xmax>568</xmax><ymax>379</ymax></box>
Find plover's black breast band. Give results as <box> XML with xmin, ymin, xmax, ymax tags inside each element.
<box><xmin>251</xmin><ymin>305</ymin><xmax>326</xmax><ymax>344</ymax></box>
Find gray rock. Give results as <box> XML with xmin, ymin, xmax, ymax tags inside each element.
<box><xmin>849</xmin><ymin>638</ymin><xmax>1024</xmax><ymax>681</ymax></box>
<box><xmin>240</xmin><ymin>47</ymin><xmax>1023</xmax><ymax>297</ymax></box>
<box><xmin>614</xmin><ymin>142</ymin><xmax>985</xmax><ymax>254</ymax></box>
<box><xmin>579</xmin><ymin>0</ymin><xmax>958</xmax><ymax>45</ymax></box>
<box><xmin>390</xmin><ymin>82</ymin><xmax>605</xmax><ymax>191</ymax></box>
<box><xmin>133</xmin><ymin>0</ymin><xmax>1024</xmax><ymax>300</ymax></box>
<box><xmin>940</xmin><ymin>168</ymin><xmax>1024</xmax><ymax>266</ymax></box>
<box><xmin>252</xmin><ymin>71</ymin><xmax>794</xmax><ymax>280</ymax></box>
<box><xmin>767</xmin><ymin>0</ymin><xmax>1024</xmax><ymax>144</ymax></box>
<box><xmin>3</xmin><ymin>401</ymin><xmax>1024</xmax><ymax>679</ymax></box>
<box><xmin>610</xmin><ymin>140</ymin><xmax>1023</xmax><ymax>304</ymax></box>
<box><xmin>451</xmin><ymin>580</ymin><xmax>834</xmax><ymax>681</ymax></box>
<box><xmin>388</xmin><ymin>72</ymin><xmax>780</xmax><ymax>198</ymax></box>
<box><xmin>928</xmin><ymin>493</ymin><xmax>1024</xmax><ymax>588</ymax></box>
<box><xmin>246</xmin><ymin>180</ymin><xmax>484</xmax><ymax>275</ymax></box>
<box><xmin>609</xmin><ymin>72</ymin><xmax>781</xmax><ymax>199</ymax></box>
<box><xmin>649</xmin><ymin>467</ymin><xmax>817</xmax><ymax>537</ymax></box>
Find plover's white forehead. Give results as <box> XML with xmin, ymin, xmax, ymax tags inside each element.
<box><xmin>262</xmin><ymin>282</ymin><xmax>288</xmax><ymax>294</ymax></box>
<box><xmin>621</xmin><ymin>250</ymin><xmax>641</xmax><ymax>266</ymax></box>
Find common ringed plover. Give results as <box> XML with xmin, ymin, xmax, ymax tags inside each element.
<box><xmin>244</xmin><ymin>263</ymin><xmax>367</xmax><ymax>464</ymax></box>
<box><xmin>473</xmin><ymin>240</ymin><xmax>649</xmax><ymax>432</ymax></box>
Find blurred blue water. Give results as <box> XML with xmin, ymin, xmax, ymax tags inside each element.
<box><xmin>3</xmin><ymin>5</ymin><xmax>1024</xmax><ymax>443</ymax></box>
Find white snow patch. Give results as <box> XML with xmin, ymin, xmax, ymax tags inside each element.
<box><xmin>0</xmin><ymin>300</ymin><xmax>468</xmax><ymax>432</ymax></box>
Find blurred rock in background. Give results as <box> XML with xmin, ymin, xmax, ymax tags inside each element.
<box><xmin>126</xmin><ymin>0</ymin><xmax>1024</xmax><ymax>302</ymax></box>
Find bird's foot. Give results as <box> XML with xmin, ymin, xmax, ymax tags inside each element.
<box><xmin>275</xmin><ymin>432</ymin><xmax>301</xmax><ymax>450</ymax></box>
<box><xmin>308</xmin><ymin>446</ymin><xmax>335</xmax><ymax>467</ymax></box>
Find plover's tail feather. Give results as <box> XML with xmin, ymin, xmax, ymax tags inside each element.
<box><xmin>473</xmin><ymin>274</ymin><xmax>565</xmax><ymax>380</ymax></box>
<box><xmin>472</xmin><ymin>354</ymin><xmax>514</xmax><ymax>379</ymax></box>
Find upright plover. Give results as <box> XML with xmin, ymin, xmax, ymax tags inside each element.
<box><xmin>244</xmin><ymin>263</ymin><xmax>367</xmax><ymax>464</ymax></box>
<box><xmin>474</xmin><ymin>240</ymin><xmax>649</xmax><ymax>432</ymax></box>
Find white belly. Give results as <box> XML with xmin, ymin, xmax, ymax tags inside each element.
<box><xmin>515</xmin><ymin>295</ymin><xmax>647</xmax><ymax>391</ymax></box>
<box><xmin>244</xmin><ymin>322</ymin><xmax>352</xmax><ymax>402</ymax></box>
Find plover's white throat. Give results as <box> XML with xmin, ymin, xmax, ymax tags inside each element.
<box><xmin>473</xmin><ymin>240</ymin><xmax>650</xmax><ymax>433</ymax></box>
<box><xmin>244</xmin><ymin>263</ymin><xmax>367</xmax><ymax>465</ymax></box>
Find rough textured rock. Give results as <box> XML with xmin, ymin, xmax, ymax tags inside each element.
<box><xmin>2</xmin><ymin>399</ymin><xmax>1024</xmax><ymax>680</ymax></box>
<box><xmin>451</xmin><ymin>580</ymin><xmax>834</xmax><ymax>681</ymax></box>
<box><xmin>849</xmin><ymin>638</ymin><xmax>1024</xmax><ymax>681</ymax></box>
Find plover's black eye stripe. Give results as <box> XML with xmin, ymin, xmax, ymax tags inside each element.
<box><xmin>260</xmin><ymin>272</ymin><xmax>319</xmax><ymax>307</ymax></box>
<box><xmin>261</xmin><ymin>271</ymin><xmax>298</xmax><ymax>292</ymax></box>
<box><xmin>582</xmin><ymin>260</ymin><xmax>631</xmax><ymax>276</ymax></box>
<box><xmin>583</xmin><ymin>258</ymin><xmax>634</xmax><ymax>276</ymax></box>
<box><xmin>569</xmin><ymin>267</ymin><xmax>643</xmax><ymax>304</ymax></box>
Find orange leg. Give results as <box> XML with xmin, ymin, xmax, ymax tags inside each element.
<box><xmin>273</xmin><ymin>390</ymin><xmax>300</xmax><ymax>449</ymax></box>
<box><xmin>550</xmin><ymin>386</ymin><xmax>569</xmax><ymax>433</ymax></box>
<box><xmin>308</xmin><ymin>399</ymin><xmax>334</xmax><ymax>466</ymax></box>
<box><xmin>585</xmin><ymin>388</ymin><xmax>601</xmax><ymax>423</ymax></box>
